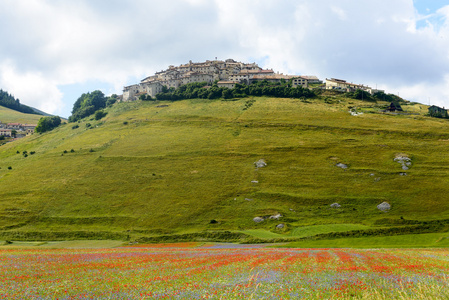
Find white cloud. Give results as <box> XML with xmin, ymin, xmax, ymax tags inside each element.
<box><xmin>0</xmin><ymin>0</ymin><xmax>448</xmax><ymax>116</ymax></box>
<box><xmin>0</xmin><ymin>61</ymin><xmax>63</xmax><ymax>114</ymax></box>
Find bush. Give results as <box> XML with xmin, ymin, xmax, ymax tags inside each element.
<box><xmin>95</xmin><ymin>110</ymin><xmax>107</xmax><ymax>120</ymax></box>
<box><xmin>69</xmin><ymin>90</ymin><xmax>106</xmax><ymax>122</ymax></box>
<box><xmin>72</xmin><ymin>124</ymin><xmax>79</xmax><ymax>129</ymax></box>
<box><xmin>35</xmin><ymin>116</ymin><xmax>62</xmax><ymax>133</ymax></box>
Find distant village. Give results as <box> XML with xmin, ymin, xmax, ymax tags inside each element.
<box><xmin>122</xmin><ymin>58</ymin><xmax>385</xmax><ymax>101</ymax></box>
<box><xmin>0</xmin><ymin>122</ymin><xmax>36</xmax><ymax>138</ymax></box>
<box><xmin>122</xmin><ymin>59</ymin><xmax>449</xmax><ymax>118</ymax></box>
<box><xmin>1</xmin><ymin>59</ymin><xmax>446</xmax><ymax>141</ymax></box>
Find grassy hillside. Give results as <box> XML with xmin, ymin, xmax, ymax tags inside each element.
<box><xmin>1</xmin><ymin>94</ymin><xmax>448</xmax><ymax>244</ymax></box>
<box><xmin>0</xmin><ymin>105</ymin><xmax>43</xmax><ymax>124</ymax></box>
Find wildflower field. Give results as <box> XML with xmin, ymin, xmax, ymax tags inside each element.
<box><xmin>0</xmin><ymin>243</ymin><xmax>448</xmax><ymax>299</ymax></box>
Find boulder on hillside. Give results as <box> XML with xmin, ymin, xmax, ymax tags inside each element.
<box><xmin>330</xmin><ymin>203</ymin><xmax>341</xmax><ymax>208</ymax></box>
<box><xmin>336</xmin><ymin>163</ymin><xmax>348</xmax><ymax>169</ymax></box>
<box><xmin>269</xmin><ymin>214</ymin><xmax>282</xmax><ymax>220</ymax></box>
<box><xmin>276</xmin><ymin>224</ymin><xmax>285</xmax><ymax>229</ymax></box>
<box><xmin>377</xmin><ymin>202</ymin><xmax>391</xmax><ymax>212</ymax></box>
<box><xmin>254</xmin><ymin>159</ymin><xmax>267</xmax><ymax>168</ymax></box>
<box><xmin>253</xmin><ymin>217</ymin><xmax>264</xmax><ymax>223</ymax></box>
<box><xmin>394</xmin><ymin>154</ymin><xmax>412</xmax><ymax>171</ymax></box>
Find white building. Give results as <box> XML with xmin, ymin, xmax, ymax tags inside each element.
<box><xmin>0</xmin><ymin>129</ymin><xmax>12</xmax><ymax>137</ymax></box>
<box><xmin>122</xmin><ymin>59</ymin><xmax>320</xmax><ymax>101</ymax></box>
<box><xmin>325</xmin><ymin>78</ymin><xmax>368</xmax><ymax>92</ymax></box>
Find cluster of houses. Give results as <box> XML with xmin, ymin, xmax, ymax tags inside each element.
<box><xmin>122</xmin><ymin>59</ymin><xmax>321</xmax><ymax>101</ymax></box>
<box><xmin>0</xmin><ymin>122</ymin><xmax>36</xmax><ymax>137</ymax></box>
<box><xmin>121</xmin><ymin>58</ymin><xmax>448</xmax><ymax>117</ymax></box>
<box><xmin>324</xmin><ymin>78</ymin><xmax>384</xmax><ymax>94</ymax></box>
<box><xmin>122</xmin><ymin>59</ymin><xmax>394</xmax><ymax>102</ymax></box>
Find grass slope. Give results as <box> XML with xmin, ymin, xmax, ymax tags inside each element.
<box><xmin>0</xmin><ymin>95</ymin><xmax>448</xmax><ymax>245</ymax></box>
<box><xmin>0</xmin><ymin>106</ymin><xmax>43</xmax><ymax>124</ymax></box>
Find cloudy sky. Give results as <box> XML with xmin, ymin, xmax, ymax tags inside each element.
<box><xmin>0</xmin><ymin>0</ymin><xmax>448</xmax><ymax>118</ymax></box>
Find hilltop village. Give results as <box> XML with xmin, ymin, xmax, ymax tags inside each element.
<box><xmin>123</xmin><ymin>59</ymin><xmax>384</xmax><ymax>101</ymax></box>
<box><xmin>0</xmin><ymin>122</ymin><xmax>36</xmax><ymax>138</ymax></box>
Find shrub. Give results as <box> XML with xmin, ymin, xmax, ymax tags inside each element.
<box><xmin>72</xmin><ymin>124</ymin><xmax>79</xmax><ymax>129</ymax></box>
<box><xmin>35</xmin><ymin>116</ymin><xmax>62</xmax><ymax>133</ymax></box>
<box><xmin>95</xmin><ymin>110</ymin><xmax>107</xmax><ymax>120</ymax></box>
<box><xmin>7</xmin><ymin>166</ymin><xmax>12</xmax><ymax>170</ymax></box>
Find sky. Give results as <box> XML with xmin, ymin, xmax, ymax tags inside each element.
<box><xmin>0</xmin><ymin>0</ymin><xmax>449</xmax><ymax>118</ymax></box>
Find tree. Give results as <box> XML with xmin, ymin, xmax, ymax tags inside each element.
<box><xmin>11</xmin><ymin>130</ymin><xmax>17</xmax><ymax>138</ymax></box>
<box><xmin>69</xmin><ymin>90</ymin><xmax>107</xmax><ymax>122</ymax></box>
<box><xmin>222</xmin><ymin>89</ymin><xmax>233</xmax><ymax>99</ymax></box>
<box><xmin>106</xmin><ymin>94</ymin><xmax>118</xmax><ymax>106</ymax></box>
<box><xmin>346</xmin><ymin>89</ymin><xmax>374</xmax><ymax>102</ymax></box>
<box><xmin>95</xmin><ymin>110</ymin><xmax>107</xmax><ymax>120</ymax></box>
<box><xmin>35</xmin><ymin>116</ymin><xmax>62</xmax><ymax>133</ymax></box>
<box><xmin>0</xmin><ymin>89</ymin><xmax>37</xmax><ymax>114</ymax></box>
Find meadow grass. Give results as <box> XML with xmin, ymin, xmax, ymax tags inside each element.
<box><xmin>1</xmin><ymin>97</ymin><xmax>449</xmax><ymax>244</ymax></box>
<box><xmin>283</xmin><ymin>232</ymin><xmax>449</xmax><ymax>248</ymax></box>
<box><xmin>1</xmin><ymin>246</ymin><xmax>448</xmax><ymax>299</ymax></box>
<box><xmin>0</xmin><ymin>106</ymin><xmax>43</xmax><ymax>124</ymax></box>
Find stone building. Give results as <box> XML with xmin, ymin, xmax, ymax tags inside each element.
<box><xmin>122</xmin><ymin>59</ymin><xmax>319</xmax><ymax>101</ymax></box>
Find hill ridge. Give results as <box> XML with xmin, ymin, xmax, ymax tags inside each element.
<box><xmin>0</xmin><ymin>95</ymin><xmax>448</xmax><ymax>245</ymax></box>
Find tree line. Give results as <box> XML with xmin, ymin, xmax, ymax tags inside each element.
<box><xmin>69</xmin><ymin>91</ymin><xmax>117</xmax><ymax>122</ymax></box>
<box><xmin>152</xmin><ymin>80</ymin><xmax>316</xmax><ymax>101</ymax></box>
<box><xmin>0</xmin><ymin>89</ymin><xmax>37</xmax><ymax>114</ymax></box>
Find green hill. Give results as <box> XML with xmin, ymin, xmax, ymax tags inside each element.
<box><xmin>0</xmin><ymin>105</ymin><xmax>43</xmax><ymax>124</ymax></box>
<box><xmin>1</xmin><ymin>94</ymin><xmax>448</xmax><ymax>245</ymax></box>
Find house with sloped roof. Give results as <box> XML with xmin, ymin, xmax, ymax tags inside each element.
<box><xmin>325</xmin><ymin>78</ymin><xmax>369</xmax><ymax>92</ymax></box>
<box><xmin>0</xmin><ymin>129</ymin><xmax>12</xmax><ymax>137</ymax></box>
<box><xmin>428</xmin><ymin>105</ymin><xmax>448</xmax><ymax>118</ymax></box>
<box><xmin>386</xmin><ymin>102</ymin><xmax>403</xmax><ymax>112</ymax></box>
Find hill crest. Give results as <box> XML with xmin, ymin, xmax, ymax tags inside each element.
<box><xmin>0</xmin><ymin>96</ymin><xmax>448</xmax><ymax>245</ymax></box>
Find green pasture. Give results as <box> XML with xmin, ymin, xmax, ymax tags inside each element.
<box><xmin>283</xmin><ymin>232</ymin><xmax>449</xmax><ymax>248</ymax></box>
<box><xmin>1</xmin><ymin>96</ymin><xmax>449</xmax><ymax>245</ymax></box>
<box><xmin>0</xmin><ymin>106</ymin><xmax>43</xmax><ymax>124</ymax></box>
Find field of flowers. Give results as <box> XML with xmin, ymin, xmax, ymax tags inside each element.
<box><xmin>0</xmin><ymin>243</ymin><xmax>448</xmax><ymax>299</ymax></box>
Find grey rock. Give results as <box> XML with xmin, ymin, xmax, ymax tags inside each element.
<box><xmin>336</xmin><ymin>163</ymin><xmax>348</xmax><ymax>169</ymax></box>
<box><xmin>269</xmin><ymin>214</ymin><xmax>282</xmax><ymax>220</ymax></box>
<box><xmin>394</xmin><ymin>155</ymin><xmax>411</xmax><ymax>162</ymax></box>
<box><xmin>253</xmin><ymin>217</ymin><xmax>264</xmax><ymax>223</ymax></box>
<box><xmin>402</xmin><ymin>165</ymin><xmax>409</xmax><ymax>170</ymax></box>
<box><xmin>251</xmin><ymin>180</ymin><xmax>259</xmax><ymax>184</ymax></box>
<box><xmin>254</xmin><ymin>159</ymin><xmax>267</xmax><ymax>168</ymax></box>
<box><xmin>330</xmin><ymin>203</ymin><xmax>341</xmax><ymax>208</ymax></box>
<box><xmin>400</xmin><ymin>172</ymin><xmax>407</xmax><ymax>176</ymax></box>
<box><xmin>276</xmin><ymin>224</ymin><xmax>285</xmax><ymax>229</ymax></box>
<box><xmin>377</xmin><ymin>202</ymin><xmax>391</xmax><ymax>212</ymax></box>
<box><xmin>245</xmin><ymin>198</ymin><xmax>253</xmax><ymax>201</ymax></box>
